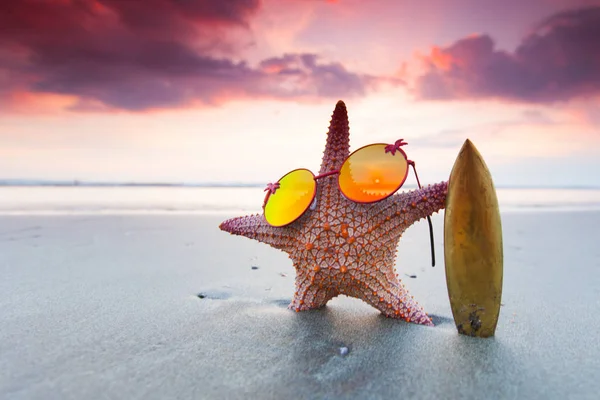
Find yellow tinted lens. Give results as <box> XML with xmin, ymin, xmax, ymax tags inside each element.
<box><xmin>339</xmin><ymin>144</ymin><xmax>408</xmax><ymax>203</ymax></box>
<box><xmin>264</xmin><ymin>169</ymin><xmax>316</xmax><ymax>227</ymax></box>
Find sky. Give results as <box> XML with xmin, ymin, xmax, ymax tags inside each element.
<box><xmin>1</xmin><ymin>0</ymin><xmax>600</xmax><ymax>187</ymax></box>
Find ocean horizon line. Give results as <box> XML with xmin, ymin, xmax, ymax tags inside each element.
<box><xmin>0</xmin><ymin>179</ymin><xmax>599</xmax><ymax>190</ymax></box>
<box><xmin>0</xmin><ymin>179</ymin><xmax>263</xmax><ymax>188</ymax></box>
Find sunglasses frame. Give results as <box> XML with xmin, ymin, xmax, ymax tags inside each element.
<box><xmin>263</xmin><ymin>140</ymin><xmax>414</xmax><ymax>225</ymax></box>
<box><xmin>262</xmin><ymin>139</ymin><xmax>436</xmax><ymax>266</ymax></box>
<box><xmin>263</xmin><ymin>167</ymin><xmax>318</xmax><ymax>227</ymax></box>
<box><xmin>337</xmin><ymin>142</ymin><xmax>411</xmax><ymax>205</ymax></box>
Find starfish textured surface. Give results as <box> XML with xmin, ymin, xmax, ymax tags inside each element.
<box><xmin>220</xmin><ymin>101</ymin><xmax>448</xmax><ymax>326</ymax></box>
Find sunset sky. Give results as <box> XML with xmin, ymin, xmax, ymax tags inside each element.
<box><xmin>1</xmin><ymin>0</ymin><xmax>599</xmax><ymax>187</ymax></box>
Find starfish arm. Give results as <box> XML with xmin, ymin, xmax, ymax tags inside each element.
<box><xmin>289</xmin><ymin>266</ymin><xmax>433</xmax><ymax>326</ymax></box>
<box><xmin>319</xmin><ymin>100</ymin><xmax>350</xmax><ymax>174</ymax></box>
<box><xmin>378</xmin><ymin>181</ymin><xmax>448</xmax><ymax>228</ymax></box>
<box><xmin>219</xmin><ymin>214</ymin><xmax>298</xmax><ymax>251</ymax></box>
<box><xmin>289</xmin><ymin>267</ymin><xmax>339</xmax><ymax>311</ymax></box>
<box><xmin>353</xmin><ymin>278</ymin><xmax>434</xmax><ymax>326</ymax></box>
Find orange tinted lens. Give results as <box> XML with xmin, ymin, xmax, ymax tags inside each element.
<box><xmin>339</xmin><ymin>144</ymin><xmax>408</xmax><ymax>203</ymax></box>
<box><xmin>264</xmin><ymin>169</ymin><xmax>316</xmax><ymax>227</ymax></box>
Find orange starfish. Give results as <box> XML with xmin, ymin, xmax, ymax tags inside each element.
<box><xmin>220</xmin><ymin>101</ymin><xmax>448</xmax><ymax>326</ymax></box>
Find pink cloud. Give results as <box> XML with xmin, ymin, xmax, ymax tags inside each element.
<box><xmin>412</xmin><ymin>7</ymin><xmax>600</xmax><ymax>103</ymax></box>
<box><xmin>0</xmin><ymin>0</ymin><xmax>389</xmax><ymax>112</ymax></box>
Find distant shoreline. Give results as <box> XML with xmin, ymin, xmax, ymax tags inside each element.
<box><xmin>0</xmin><ymin>181</ymin><xmax>264</xmax><ymax>188</ymax></box>
<box><xmin>0</xmin><ymin>180</ymin><xmax>599</xmax><ymax>190</ymax></box>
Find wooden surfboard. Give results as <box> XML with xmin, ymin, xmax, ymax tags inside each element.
<box><xmin>444</xmin><ymin>139</ymin><xmax>503</xmax><ymax>337</ymax></box>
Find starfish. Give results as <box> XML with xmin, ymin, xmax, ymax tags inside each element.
<box><xmin>220</xmin><ymin>101</ymin><xmax>448</xmax><ymax>326</ymax></box>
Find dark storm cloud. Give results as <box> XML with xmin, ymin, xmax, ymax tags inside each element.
<box><xmin>0</xmin><ymin>0</ymin><xmax>381</xmax><ymax>111</ymax></box>
<box><xmin>414</xmin><ymin>7</ymin><xmax>600</xmax><ymax>103</ymax></box>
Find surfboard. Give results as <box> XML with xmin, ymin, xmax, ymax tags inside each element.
<box><xmin>444</xmin><ymin>139</ymin><xmax>503</xmax><ymax>337</ymax></box>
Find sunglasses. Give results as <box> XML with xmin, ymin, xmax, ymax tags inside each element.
<box><xmin>262</xmin><ymin>139</ymin><xmax>436</xmax><ymax>266</ymax></box>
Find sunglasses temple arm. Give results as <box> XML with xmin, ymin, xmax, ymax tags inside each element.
<box><xmin>425</xmin><ymin>215</ymin><xmax>436</xmax><ymax>267</ymax></box>
<box><xmin>408</xmin><ymin>161</ymin><xmax>436</xmax><ymax>267</ymax></box>
<box><xmin>262</xmin><ymin>191</ymin><xmax>271</xmax><ymax>209</ymax></box>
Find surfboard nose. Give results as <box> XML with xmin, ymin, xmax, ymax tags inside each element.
<box><xmin>444</xmin><ymin>138</ymin><xmax>503</xmax><ymax>338</ymax></box>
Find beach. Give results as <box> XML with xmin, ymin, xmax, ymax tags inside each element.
<box><xmin>4</xmin><ymin>0</ymin><xmax>600</xmax><ymax>397</ymax></box>
<box><xmin>1</xmin><ymin>188</ymin><xmax>600</xmax><ymax>399</ymax></box>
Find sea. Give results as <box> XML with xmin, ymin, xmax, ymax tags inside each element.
<box><xmin>1</xmin><ymin>186</ymin><xmax>600</xmax><ymax>215</ymax></box>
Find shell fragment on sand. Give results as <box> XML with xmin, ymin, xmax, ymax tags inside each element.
<box><xmin>444</xmin><ymin>139</ymin><xmax>503</xmax><ymax>338</ymax></box>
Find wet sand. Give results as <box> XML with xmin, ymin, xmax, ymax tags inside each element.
<box><xmin>1</xmin><ymin>212</ymin><xmax>599</xmax><ymax>399</ymax></box>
